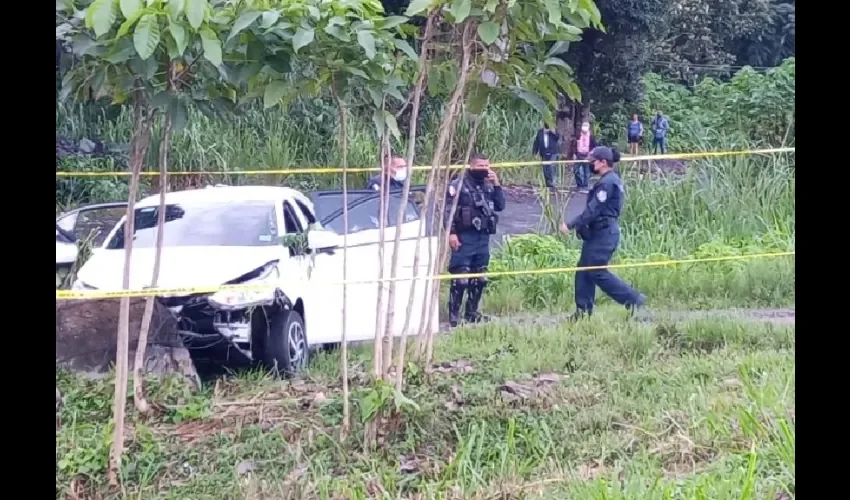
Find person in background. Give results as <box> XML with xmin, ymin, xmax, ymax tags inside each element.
<box><xmin>627</xmin><ymin>114</ymin><xmax>643</xmax><ymax>155</ymax></box>
<box><xmin>532</xmin><ymin>122</ymin><xmax>560</xmax><ymax>189</ymax></box>
<box><xmin>573</xmin><ymin>121</ymin><xmax>597</xmax><ymax>193</ymax></box>
<box><xmin>651</xmin><ymin>111</ymin><xmax>669</xmax><ymax>154</ymax></box>
<box><xmin>445</xmin><ymin>152</ymin><xmax>505</xmax><ymax>327</ymax></box>
<box><xmin>365</xmin><ymin>154</ymin><xmax>409</xmax><ymax>191</ymax></box>
<box><xmin>560</xmin><ymin>146</ymin><xmax>646</xmax><ymax>319</ymax></box>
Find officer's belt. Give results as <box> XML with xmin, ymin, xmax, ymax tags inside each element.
<box><xmin>588</xmin><ymin>217</ymin><xmax>617</xmax><ymax>231</ymax></box>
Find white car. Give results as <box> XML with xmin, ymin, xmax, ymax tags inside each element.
<box><xmin>56</xmin><ymin>202</ymin><xmax>128</xmax><ymax>270</ymax></box>
<box><xmin>70</xmin><ymin>185</ymin><xmax>439</xmax><ymax>374</ymax></box>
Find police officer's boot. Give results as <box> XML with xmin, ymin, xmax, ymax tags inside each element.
<box><xmin>464</xmin><ymin>277</ymin><xmax>488</xmax><ymax>324</ymax></box>
<box><xmin>566</xmin><ymin>308</ymin><xmax>591</xmax><ymax>322</ymax></box>
<box><xmin>448</xmin><ymin>278</ymin><xmax>468</xmax><ymax>328</ymax></box>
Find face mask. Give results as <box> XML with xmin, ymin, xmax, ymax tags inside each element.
<box><xmin>393</xmin><ymin>168</ymin><xmax>407</xmax><ymax>182</ymax></box>
<box><xmin>581</xmin><ymin>125</ymin><xmax>590</xmax><ymax>133</ymax></box>
<box><xmin>469</xmin><ymin>169</ymin><xmax>489</xmax><ymax>181</ymax></box>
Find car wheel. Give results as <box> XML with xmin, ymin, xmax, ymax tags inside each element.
<box><xmin>263</xmin><ymin>309</ymin><xmax>309</xmax><ymax>375</ymax></box>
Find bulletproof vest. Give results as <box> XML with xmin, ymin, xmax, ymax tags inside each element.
<box><xmin>453</xmin><ymin>176</ymin><xmax>498</xmax><ymax>233</ymax></box>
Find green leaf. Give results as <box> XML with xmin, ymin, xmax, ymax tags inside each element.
<box><xmin>228</xmin><ymin>11</ymin><xmax>261</xmax><ymax>42</ymax></box>
<box><xmin>324</xmin><ymin>25</ymin><xmax>349</xmax><ymax>42</ymax></box>
<box><xmin>515</xmin><ymin>89</ymin><xmax>548</xmax><ymax>115</ymax></box>
<box><xmin>184</xmin><ymin>0</ymin><xmax>206</xmax><ymax>30</ymax></box>
<box><xmin>384</xmin><ymin>112</ymin><xmax>401</xmax><ymax>140</ymax></box>
<box><xmin>87</xmin><ymin>0</ymin><xmax>119</xmax><ymax>38</ymax></box>
<box><xmin>380</xmin><ymin>16</ymin><xmax>408</xmax><ymax>30</ymax></box>
<box><xmin>133</xmin><ymin>14</ymin><xmax>160</xmax><ymax>60</ymax></box>
<box><xmin>119</xmin><ymin>0</ymin><xmax>141</xmax><ymax>18</ymax></box>
<box><xmin>166</xmin><ymin>0</ymin><xmax>184</xmax><ymax>21</ymax></box>
<box><xmin>466</xmin><ymin>81</ymin><xmax>490</xmax><ymax>115</ymax></box>
<box><xmin>357</xmin><ymin>31</ymin><xmax>376</xmax><ymax>60</ymax></box>
<box><xmin>170</xmin><ymin>97</ymin><xmax>189</xmax><ymax>132</ymax></box>
<box><xmin>292</xmin><ymin>27</ymin><xmax>314</xmax><ymax>53</ymax></box>
<box><xmin>545</xmin><ymin>0</ymin><xmax>561</xmax><ymax>25</ymax></box>
<box><xmin>477</xmin><ymin>21</ymin><xmax>499</xmax><ymax>45</ymax></box>
<box><xmin>394</xmin><ymin>38</ymin><xmax>417</xmax><ymax>60</ymax></box>
<box><xmin>544</xmin><ymin>57</ymin><xmax>570</xmax><ymax>69</ymax></box>
<box><xmin>546</xmin><ymin>41</ymin><xmax>570</xmax><ymax>57</ymax></box>
<box><xmin>169</xmin><ymin>20</ymin><xmax>187</xmax><ymax>57</ymax></box>
<box><xmin>448</xmin><ymin>0</ymin><xmax>471</xmax><ymax>22</ymax></box>
<box><xmin>483</xmin><ymin>0</ymin><xmax>498</xmax><ymax>13</ymax></box>
<box><xmin>404</xmin><ymin>0</ymin><xmax>432</xmax><ymax>16</ymax></box>
<box><xmin>199</xmin><ymin>28</ymin><xmax>222</xmax><ymax>67</ymax></box>
<box><xmin>345</xmin><ymin>67</ymin><xmax>369</xmax><ymax>79</ymax></box>
<box><xmin>263</xmin><ymin>81</ymin><xmax>287</xmax><ymax>109</ymax></box>
<box><xmin>372</xmin><ymin>108</ymin><xmax>385</xmax><ymax>139</ymax></box>
<box><xmin>260</xmin><ymin>10</ymin><xmax>280</xmax><ymax>29</ymax></box>
<box><xmin>116</xmin><ymin>8</ymin><xmax>144</xmax><ymax>38</ymax></box>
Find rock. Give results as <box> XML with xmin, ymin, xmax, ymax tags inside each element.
<box><xmin>56</xmin><ymin>298</ymin><xmax>200</xmax><ymax>389</ymax></box>
<box><xmin>78</xmin><ymin>138</ymin><xmax>96</xmax><ymax>154</ymax></box>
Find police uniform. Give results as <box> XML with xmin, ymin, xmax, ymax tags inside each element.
<box><xmin>446</xmin><ymin>171</ymin><xmax>506</xmax><ymax>326</ymax></box>
<box><xmin>565</xmin><ymin>147</ymin><xmax>645</xmax><ymax>316</ymax></box>
<box><xmin>365</xmin><ymin>175</ymin><xmax>404</xmax><ymax>191</ymax></box>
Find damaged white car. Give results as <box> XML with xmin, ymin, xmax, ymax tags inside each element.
<box><xmin>71</xmin><ymin>185</ymin><xmax>439</xmax><ymax>374</ymax></box>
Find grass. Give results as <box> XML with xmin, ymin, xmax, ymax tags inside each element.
<box><xmin>56</xmin><ymin>313</ymin><xmax>795</xmax><ymax>499</ymax></box>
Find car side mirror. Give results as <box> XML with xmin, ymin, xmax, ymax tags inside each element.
<box><xmin>307</xmin><ymin>229</ymin><xmax>341</xmax><ymax>255</ymax></box>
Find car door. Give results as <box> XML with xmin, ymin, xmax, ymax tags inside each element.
<box><xmin>277</xmin><ymin>197</ymin><xmax>313</xmax><ymax>322</ymax></box>
<box><xmin>56</xmin><ymin>202</ymin><xmax>128</xmax><ymax>267</ymax></box>
<box><xmin>308</xmin><ymin>187</ymin><xmax>438</xmax><ymax>343</ymax></box>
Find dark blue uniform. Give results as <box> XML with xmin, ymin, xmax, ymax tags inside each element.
<box><xmin>566</xmin><ymin>170</ymin><xmax>644</xmax><ymax>314</ymax></box>
<box><xmin>365</xmin><ymin>175</ymin><xmax>403</xmax><ymax>191</ymax></box>
<box><xmin>446</xmin><ymin>172</ymin><xmax>506</xmax><ymax>326</ymax></box>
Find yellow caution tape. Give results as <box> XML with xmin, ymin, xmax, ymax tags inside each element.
<box><xmin>55</xmin><ymin>250</ymin><xmax>795</xmax><ymax>300</ymax></box>
<box><xmin>55</xmin><ymin>147</ymin><xmax>795</xmax><ymax>177</ymax></box>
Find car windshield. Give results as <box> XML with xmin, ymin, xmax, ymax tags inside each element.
<box><xmin>105</xmin><ymin>201</ymin><xmax>278</xmax><ymax>249</ymax></box>
<box><xmin>313</xmin><ymin>191</ymin><xmax>420</xmax><ymax>234</ymax></box>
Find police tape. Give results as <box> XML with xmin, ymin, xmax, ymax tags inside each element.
<box><xmin>55</xmin><ymin>250</ymin><xmax>795</xmax><ymax>300</ymax></box>
<box><xmin>54</xmin><ymin>147</ymin><xmax>795</xmax><ymax>177</ymax></box>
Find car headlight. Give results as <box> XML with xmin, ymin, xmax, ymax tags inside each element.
<box><xmin>208</xmin><ymin>265</ymin><xmax>279</xmax><ymax>309</ymax></box>
<box><xmin>71</xmin><ymin>280</ymin><xmax>95</xmax><ymax>291</ymax></box>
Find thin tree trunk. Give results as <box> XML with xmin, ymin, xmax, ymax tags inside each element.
<box><xmin>108</xmin><ymin>93</ymin><xmax>153</xmax><ymax>486</ymax></box>
<box><xmin>421</xmin><ymin>21</ymin><xmax>475</xmax><ymax>368</ymax></box>
<box><xmin>332</xmin><ymin>82</ymin><xmax>351</xmax><ymax>441</ymax></box>
<box><xmin>133</xmin><ymin>103</ymin><xmax>172</xmax><ymax>414</ymax></box>
<box><xmin>394</xmin><ymin>14</ymin><xmax>435</xmax><ymax>390</ymax></box>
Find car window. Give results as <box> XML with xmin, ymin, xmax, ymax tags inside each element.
<box><xmin>323</xmin><ymin>193</ymin><xmax>420</xmax><ymax>235</ymax></box>
<box><xmin>282</xmin><ymin>201</ymin><xmax>305</xmax><ymax>234</ymax></box>
<box><xmin>105</xmin><ymin>201</ymin><xmax>278</xmax><ymax>249</ymax></box>
<box><xmin>294</xmin><ymin>199</ymin><xmax>317</xmax><ymax>225</ymax></box>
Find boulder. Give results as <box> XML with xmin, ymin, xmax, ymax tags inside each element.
<box><xmin>56</xmin><ymin>298</ymin><xmax>200</xmax><ymax>389</ymax></box>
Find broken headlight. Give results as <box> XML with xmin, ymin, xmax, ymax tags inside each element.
<box><xmin>208</xmin><ymin>264</ymin><xmax>279</xmax><ymax>310</ymax></box>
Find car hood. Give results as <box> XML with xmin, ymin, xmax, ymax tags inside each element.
<box><xmin>76</xmin><ymin>246</ymin><xmax>282</xmax><ymax>291</ymax></box>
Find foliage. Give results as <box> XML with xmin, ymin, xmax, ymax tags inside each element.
<box><xmin>556</xmin><ymin>0</ymin><xmax>673</xmax><ymax>115</ymax></box>
<box><xmin>654</xmin><ymin>0</ymin><xmax>795</xmax><ymax>77</ymax></box>
<box><xmin>638</xmin><ymin>58</ymin><xmax>795</xmax><ymax>149</ymax></box>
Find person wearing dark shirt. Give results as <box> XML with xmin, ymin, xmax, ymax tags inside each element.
<box><xmin>532</xmin><ymin>122</ymin><xmax>560</xmax><ymax>188</ymax></box>
<box><xmin>365</xmin><ymin>155</ymin><xmax>409</xmax><ymax>191</ymax></box>
<box><xmin>560</xmin><ymin>146</ymin><xmax>645</xmax><ymax>319</ymax></box>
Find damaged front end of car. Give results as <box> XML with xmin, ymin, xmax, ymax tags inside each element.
<box><xmin>159</xmin><ymin>260</ymin><xmax>291</xmax><ymax>360</ymax></box>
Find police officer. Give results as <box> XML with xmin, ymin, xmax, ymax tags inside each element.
<box><xmin>446</xmin><ymin>152</ymin><xmax>506</xmax><ymax>327</ymax></box>
<box><xmin>365</xmin><ymin>155</ymin><xmax>409</xmax><ymax>191</ymax></box>
<box><xmin>560</xmin><ymin>146</ymin><xmax>645</xmax><ymax>318</ymax></box>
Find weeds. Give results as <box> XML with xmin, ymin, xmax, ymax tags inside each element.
<box><xmin>56</xmin><ymin>314</ymin><xmax>794</xmax><ymax>498</ymax></box>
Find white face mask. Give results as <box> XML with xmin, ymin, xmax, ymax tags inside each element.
<box><xmin>393</xmin><ymin>168</ymin><xmax>408</xmax><ymax>182</ymax></box>
<box><xmin>581</xmin><ymin>124</ymin><xmax>590</xmax><ymax>133</ymax></box>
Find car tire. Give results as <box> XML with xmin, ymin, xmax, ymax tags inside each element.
<box><xmin>262</xmin><ymin>309</ymin><xmax>309</xmax><ymax>376</ymax></box>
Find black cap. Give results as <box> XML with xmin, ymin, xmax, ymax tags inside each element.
<box><xmin>587</xmin><ymin>146</ymin><xmax>613</xmax><ymax>163</ymax></box>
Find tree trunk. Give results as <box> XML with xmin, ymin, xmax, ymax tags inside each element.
<box><xmin>332</xmin><ymin>82</ymin><xmax>352</xmax><ymax>441</ymax></box>
<box><xmin>133</xmin><ymin>104</ymin><xmax>172</xmax><ymax>414</ymax></box>
<box><xmin>108</xmin><ymin>94</ymin><xmax>152</xmax><ymax>487</ymax></box>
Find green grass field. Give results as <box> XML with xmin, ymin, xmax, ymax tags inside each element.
<box><xmin>56</xmin><ymin>313</ymin><xmax>794</xmax><ymax>499</ymax></box>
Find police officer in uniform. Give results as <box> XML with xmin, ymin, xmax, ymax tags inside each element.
<box><xmin>365</xmin><ymin>155</ymin><xmax>409</xmax><ymax>191</ymax></box>
<box><xmin>560</xmin><ymin>146</ymin><xmax>645</xmax><ymax>318</ymax></box>
<box><xmin>446</xmin><ymin>152</ymin><xmax>506</xmax><ymax>327</ymax></box>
